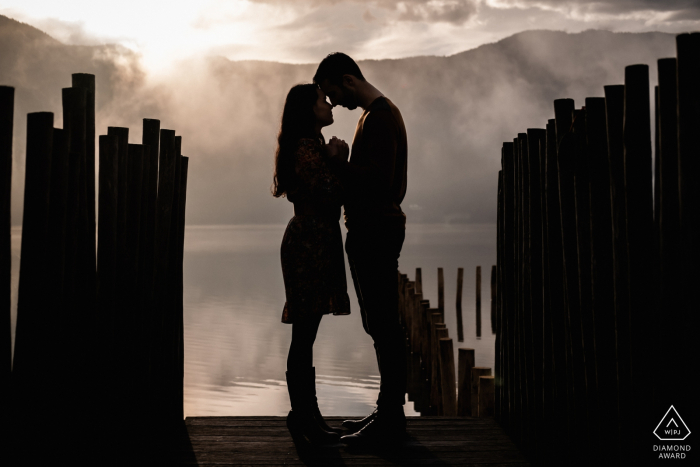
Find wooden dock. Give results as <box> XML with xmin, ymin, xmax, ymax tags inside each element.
<box><xmin>177</xmin><ymin>416</ymin><xmax>530</xmax><ymax>466</ymax></box>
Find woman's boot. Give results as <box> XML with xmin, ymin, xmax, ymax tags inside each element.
<box><xmin>286</xmin><ymin>370</ymin><xmax>340</xmax><ymax>445</ymax></box>
<box><xmin>306</xmin><ymin>367</ymin><xmax>341</xmax><ymax>434</ymax></box>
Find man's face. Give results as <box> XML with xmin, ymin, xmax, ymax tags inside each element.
<box><xmin>319</xmin><ymin>78</ymin><xmax>358</xmax><ymax>110</ymax></box>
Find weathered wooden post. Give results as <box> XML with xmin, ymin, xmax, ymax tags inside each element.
<box><xmin>544</xmin><ymin>118</ymin><xmax>570</xmax><ymax>458</ymax></box>
<box><xmin>501</xmin><ymin>142</ymin><xmax>515</xmax><ymax>433</ymax></box>
<box><xmin>555</xmin><ymin>98</ymin><xmax>587</xmax><ymax>454</ymax></box>
<box><xmin>623</xmin><ymin>65</ymin><xmax>654</xmax><ymax>457</ymax></box>
<box><xmin>46</xmin><ymin>128</ymin><xmax>70</xmax><ymax>363</ymax></box>
<box><xmin>437</xmin><ymin>268</ymin><xmax>444</xmax><ymax>322</ymax></box>
<box><xmin>439</xmin><ymin>337</ymin><xmax>457</xmax><ymax>416</ymax></box>
<box><xmin>490</xmin><ymin>265</ymin><xmax>496</xmax><ymax>334</ymax></box>
<box><xmin>126</xmin><ymin>144</ymin><xmax>145</xmax><ymax>410</ymax></box>
<box><xmin>12</xmin><ymin>112</ymin><xmax>54</xmax><ymax>395</ymax></box>
<box><xmin>141</xmin><ymin>119</ymin><xmax>160</xmax><ymax>298</ymax></box>
<box><xmin>175</xmin><ymin>156</ymin><xmax>189</xmax><ymax>422</ymax></box>
<box><xmin>428</xmin><ymin>311</ymin><xmax>443</xmax><ymax>415</ymax></box>
<box><xmin>511</xmin><ymin>138</ymin><xmax>522</xmax><ymax>446</ymax></box>
<box><xmin>475</xmin><ymin>266</ymin><xmax>481</xmax><ymax>338</ymax></box>
<box><xmin>419</xmin><ymin>299</ymin><xmax>431</xmax><ymax>411</ymax></box>
<box><xmin>656</xmin><ymin>58</ymin><xmax>681</xmax><ymax>410</ymax></box>
<box><xmin>604</xmin><ymin>85</ymin><xmax>628</xmax><ymax>451</ymax></box>
<box><xmin>478</xmin><ymin>376</ymin><xmax>495</xmax><ymax>418</ymax></box>
<box><xmin>71</xmin><ymin>74</ymin><xmax>96</xmax><ymax>276</ymax></box>
<box><xmin>457</xmin><ymin>348</ymin><xmax>475</xmax><ymax>416</ymax></box>
<box><xmin>471</xmin><ymin>367</ymin><xmax>492</xmax><ymax>419</ymax></box>
<box><xmin>572</xmin><ymin>108</ymin><xmax>598</xmax><ymax>450</ymax></box>
<box><xmin>495</xmin><ymin>171</ymin><xmax>502</xmax><ymax>422</ymax></box>
<box><xmin>518</xmin><ymin>131</ymin><xmax>533</xmax><ymax>456</ymax></box>
<box><xmin>152</xmin><ymin>128</ymin><xmax>176</xmax><ymax>429</ymax></box>
<box><xmin>126</xmin><ymin>144</ymin><xmax>144</xmax><ymax>294</ymax></box>
<box><xmin>415</xmin><ymin>267</ymin><xmax>422</xmax><ymax>295</ymax></box>
<box><xmin>97</xmin><ymin>134</ymin><xmax>119</xmax><ymax>334</ymax></box>
<box><xmin>674</xmin><ymin>33</ymin><xmax>699</xmax><ymax>416</ymax></box>
<box><xmin>107</xmin><ymin>127</ymin><xmax>129</xmax><ymax>300</ymax></box>
<box><xmin>0</xmin><ymin>86</ymin><xmax>12</xmax><ymax>399</ymax></box>
<box><xmin>527</xmin><ymin>128</ymin><xmax>546</xmax><ymax>459</ymax></box>
<box><xmin>585</xmin><ymin>96</ymin><xmax>620</xmax><ymax>460</ymax></box>
<box><xmin>455</xmin><ymin>267</ymin><xmax>464</xmax><ymax>342</ymax></box>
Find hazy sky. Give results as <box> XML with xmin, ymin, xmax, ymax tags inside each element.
<box><xmin>2</xmin><ymin>0</ymin><xmax>698</xmax><ymax>75</ymax></box>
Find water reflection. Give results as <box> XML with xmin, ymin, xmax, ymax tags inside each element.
<box><xmin>182</xmin><ymin>224</ymin><xmax>496</xmax><ymax>417</ymax></box>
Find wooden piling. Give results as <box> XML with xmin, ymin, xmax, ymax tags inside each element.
<box><xmin>126</xmin><ymin>144</ymin><xmax>144</xmax><ymax>295</ymax></box>
<box><xmin>471</xmin><ymin>367</ymin><xmax>492</xmax><ymax>419</ymax></box>
<box><xmin>478</xmin><ymin>376</ymin><xmax>495</xmax><ymax>418</ymax></box>
<box><xmin>71</xmin><ymin>74</ymin><xmax>96</xmax><ymax>271</ymax></box>
<box><xmin>500</xmin><ymin>142</ymin><xmax>515</xmax><ymax>434</ymax></box>
<box><xmin>555</xmin><ymin>99</ymin><xmax>587</xmax><ymax>454</ymax></box>
<box><xmin>490</xmin><ymin>265</ymin><xmax>496</xmax><ymax>334</ymax></box>
<box><xmin>107</xmin><ymin>127</ymin><xmax>130</xmax><ymax>298</ymax></box>
<box><xmin>429</xmin><ymin>311</ymin><xmax>443</xmax><ymax>415</ymax></box>
<box><xmin>437</xmin><ymin>268</ymin><xmax>444</xmax><ymax>322</ymax></box>
<box><xmin>439</xmin><ymin>338</ymin><xmax>457</xmax><ymax>416</ymax></box>
<box><xmin>456</xmin><ymin>267</ymin><xmax>464</xmax><ymax>342</ymax></box>
<box><xmin>656</xmin><ymin>58</ymin><xmax>681</xmax><ymax>410</ymax></box>
<box><xmin>13</xmin><ymin>112</ymin><xmax>54</xmax><ymax>386</ymax></box>
<box><xmin>623</xmin><ymin>65</ymin><xmax>654</xmax><ymax>457</ymax></box>
<box><xmin>141</xmin><ymin>119</ymin><xmax>160</xmax><ymax>296</ymax></box>
<box><xmin>585</xmin><ymin>97</ymin><xmax>620</xmax><ymax>460</ymax></box>
<box><xmin>0</xmin><ymin>86</ymin><xmax>12</xmax><ymax>396</ymax></box>
<box><xmin>43</xmin><ymin>128</ymin><xmax>69</xmax><ymax>411</ymax></box>
<box><xmin>476</xmin><ymin>266</ymin><xmax>481</xmax><ymax>338</ymax></box>
<box><xmin>152</xmin><ymin>128</ymin><xmax>177</xmax><ymax>428</ymax></box>
<box><xmin>415</xmin><ymin>268</ymin><xmax>422</xmax><ymax>295</ymax></box>
<box><xmin>674</xmin><ymin>33</ymin><xmax>700</xmax><ymax>419</ymax></box>
<box><xmin>175</xmin><ymin>156</ymin><xmax>189</xmax><ymax>422</ymax></box>
<box><xmin>457</xmin><ymin>348</ymin><xmax>475</xmax><ymax>416</ymax></box>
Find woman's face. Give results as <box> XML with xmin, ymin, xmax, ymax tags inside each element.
<box><xmin>313</xmin><ymin>88</ymin><xmax>334</xmax><ymax>129</ymax></box>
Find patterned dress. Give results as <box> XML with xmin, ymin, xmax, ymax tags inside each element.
<box><xmin>280</xmin><ymin>138</ymin><xmax>351</xmax><ymax>324</ymax></box>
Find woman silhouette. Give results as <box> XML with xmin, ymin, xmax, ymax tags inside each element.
<box><xmin>272</xmin><ymin>83</ymin><xmax>350</xmax><ymax>445</ymax></box>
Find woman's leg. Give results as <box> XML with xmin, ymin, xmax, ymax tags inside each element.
<box><xmin>287</xmin><ymin>314</ymin><xmax>322</xmax><ymax>372</ymax></box>
<box><xmin>285</xmin><ymin>314</ymin><xmax>339</xmax><ymax>443</ymax></box>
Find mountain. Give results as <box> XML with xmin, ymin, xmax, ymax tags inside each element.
<box><xmin>0</xmin><ymin>15</ymin><xmax>677</xmax><ymax>225</ymax></box>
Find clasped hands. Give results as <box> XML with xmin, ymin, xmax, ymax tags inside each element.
<box><xmin>326</xmin><ymin>136</ymin><xmax>349</xmax><ymax>161</ymax></box>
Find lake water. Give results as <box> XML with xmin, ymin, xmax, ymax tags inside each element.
<box><xmin>10</xmin><ymin>223</ymin><xmax>496</xmax><ymax>417</ymax></box>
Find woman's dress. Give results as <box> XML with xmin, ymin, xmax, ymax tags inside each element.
<box><xmin>280</xmin><ymin>138</ymin><xmax>351</xmax><ymax>324</ymax></box>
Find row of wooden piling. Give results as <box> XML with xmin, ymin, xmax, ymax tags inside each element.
<box><xmin>494</xmin><ymin>32</ymin><xmax>699</xmax><ymax>465</ymax></box>
<box><xmin>398</xmin><ymin>268</ymin><xmax>494</xmax><ymax>418</ymax></box>
<box><xmin>1</xmin><ymin>74</ymin><xmax>190</xmax><ymax>462</ymax></box>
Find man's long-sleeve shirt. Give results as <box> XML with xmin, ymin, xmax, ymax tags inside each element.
<box><xmin>339</xmin><ymin>96</ymin><xmax>408</xmax><ymax>230</ymax></box>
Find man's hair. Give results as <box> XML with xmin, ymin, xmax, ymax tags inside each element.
<box><xmin>313</xmin><ymin>52</ymin><xmax>365</xmax><ymax>86</ymax></box>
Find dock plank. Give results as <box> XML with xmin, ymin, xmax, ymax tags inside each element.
<box><xmin>177</xmin><ymin>416</ymin><xmax>529</xmax><ymax>466</ymax></box>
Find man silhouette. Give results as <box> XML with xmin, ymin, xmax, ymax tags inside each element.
<box><xmin>313</xmin><ymin>53</ymin><xmax>408</xmax><ymax>445</ymax></box>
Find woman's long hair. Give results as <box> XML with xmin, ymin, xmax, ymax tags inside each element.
<box><xmin>272</xmin><ymin>84</ymin><xmax>324</xmax><ymax>198</ymax></box>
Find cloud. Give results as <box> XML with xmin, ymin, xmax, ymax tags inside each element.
<box><xmin>246</xmin><ymin>0</ymin><xmax>480</xmax><ymax>24</ymax></box>
<box><xmin>485</xmin><ymin>0</ymin><xmax>700</xmax><ymax>22</ymax></box>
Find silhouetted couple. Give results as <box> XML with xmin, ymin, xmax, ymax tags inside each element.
<box><xmin>273</xmin><ymin>53</ymin><xmax>408</xmax><ymax>447</ymax></box>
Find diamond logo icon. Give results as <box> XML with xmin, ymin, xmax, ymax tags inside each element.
<box><xmin>654</xmin><ymin>406</ymin><xmax>691</xmax><ymax>441</ymax></box>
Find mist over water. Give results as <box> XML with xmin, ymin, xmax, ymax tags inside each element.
<box><xmin>1</xmin><ymin>17</ymin><xmax>676</xmax><ymax>228</ymax></box>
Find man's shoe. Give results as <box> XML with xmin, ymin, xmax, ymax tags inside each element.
<box><xmin>340</xmin><ymin>407</ymin><xmax>406</xmax><ymax>446</ymax></box>
<box><xmin>341</xmin><ymin>408</ymin><xmax>378</xmax><ymax>433</ymax></box>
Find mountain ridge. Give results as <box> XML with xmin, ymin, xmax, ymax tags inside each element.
<box><xmin>0</xmin><ymin>15</ymin><xmax>679</xmax><ymax>226</ymax></box>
